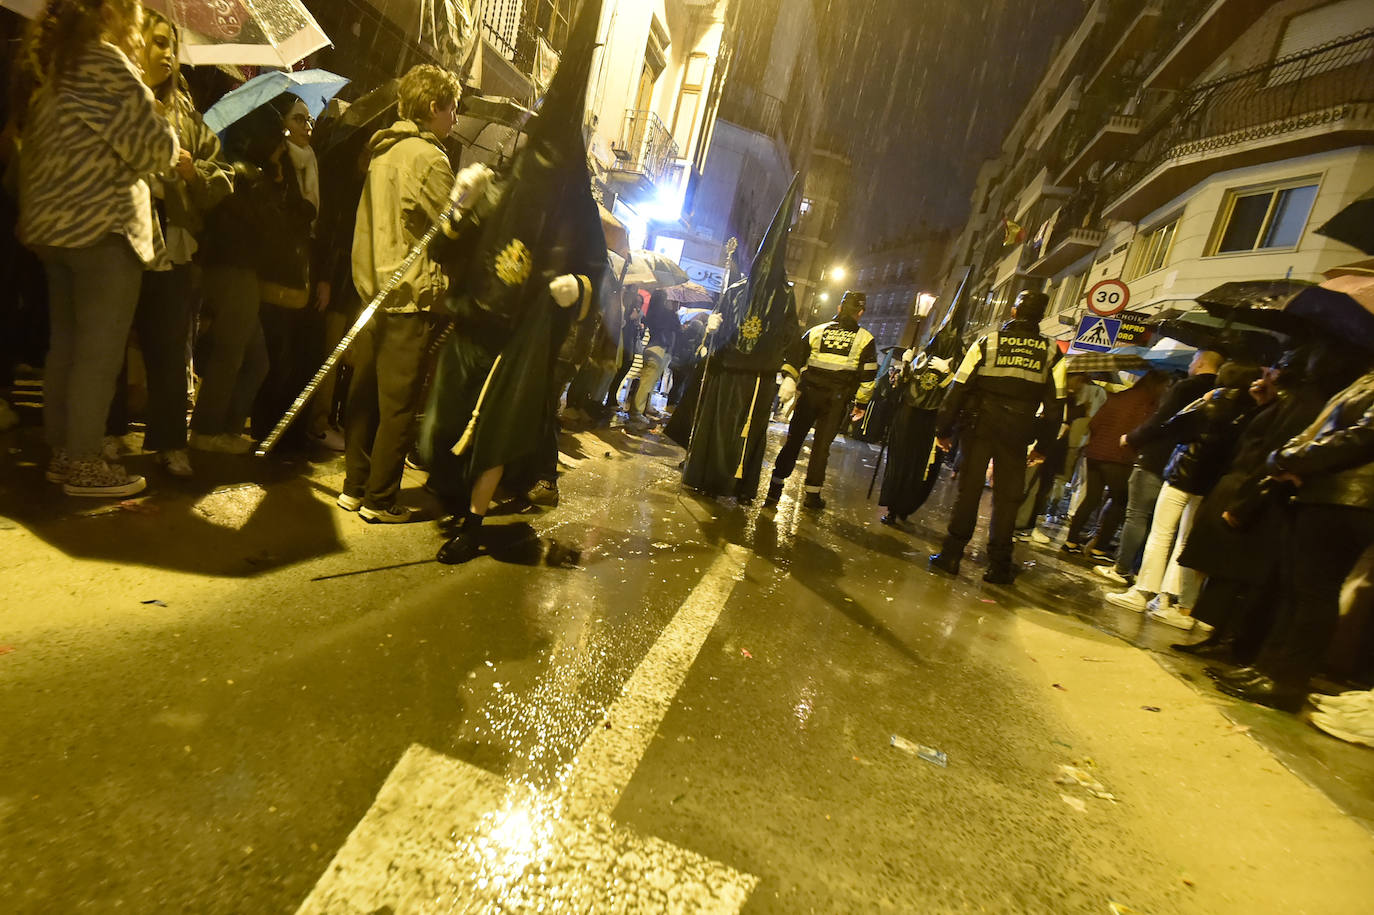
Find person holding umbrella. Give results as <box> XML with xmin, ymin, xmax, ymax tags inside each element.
<box><xmin>19</xmin><ymin>0</ymin><xmax>179</xmax><ymax>496</ymax></box>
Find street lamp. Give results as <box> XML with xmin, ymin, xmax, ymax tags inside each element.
<box><xmin>830</xmin><ymin>266</ymin><xmax>847</xmax><ymax>283</ymax></box>
<box><xmin>818</xmin><ymin>292</ymin><xmax>830</xmax><ymax>303</ymax></box>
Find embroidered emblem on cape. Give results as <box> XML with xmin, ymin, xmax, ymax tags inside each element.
<box><xmin>918</xmin><ymin>370</ymin><xmax>940</xmax><ymax>391</ymax></box>
<box><xmin>740</xmin><ymin>315</ymin><xmax>763</xmax><ymax>341</ymax></box>
<box><xmin>494</xmin><ymin>239</ymin><xmax>532</xmax><ymax>287</ymax></box>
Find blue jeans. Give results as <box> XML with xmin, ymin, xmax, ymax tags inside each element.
<box><xmin>38</xmin><ymin>235</ymin><xmax>144</xmax><ymax>458</ymax></box>
<box><xmin>1115</xmin><ymin>466</ymin><xmax>1163</xmax><ymax>576</ymax></box>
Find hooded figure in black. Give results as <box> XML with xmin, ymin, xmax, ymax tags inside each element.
<box><xmin>879</xmin><ymin>309</ymin><xmax>964</xmax><ymax>527</ymax></box>
<box><xmin>420</xmin><ymin>0</ymin><xmax>604</xmax><ymax>564</ymax></box>
<box><xmin>665</xmin><ymin>175</ymin><xmax>801</xmax><ymax>501</ymax></box>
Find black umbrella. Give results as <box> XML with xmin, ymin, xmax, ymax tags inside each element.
<box><xmin>1196</xmin><ymin>279</ymin><xmax>1374</xmax><ymax>352</ymax></box>
<box><xmin>1155</xmin><ymin>318</ymin><xmax>1284</xmax><ymax>364</ymax></box>
<box><xmin>1315</xmin><ymin>185</ymin><xmax>1374</xmax><ymax>256</ymax></box>
<box><xmin>315</xmin><ymin>79</ymin><xmax>398</xmax><ymax>155</ymax></box>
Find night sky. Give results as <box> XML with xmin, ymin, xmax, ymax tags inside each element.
<box><xmin>814</xmin><ymin>0</ymin><xmax>1089</xmax><ymax>248</ymax></box>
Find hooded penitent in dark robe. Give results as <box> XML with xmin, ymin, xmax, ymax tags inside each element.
<box><xmin>879</xmin><ymin>316</ymin><xmax>965</xmax><ymax>520</ymax></box>
<box><xmin>665</xmin><ymin>177</ymin><xmax>802</xmax><ymax>500</ymax></box>
<box><xmin>419</xmin><ymin>0</ymin><xmax>604</xmax><ymax>509</ymax></box>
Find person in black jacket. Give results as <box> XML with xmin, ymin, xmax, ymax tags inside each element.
<box><xmin>1215</xmin><ymin>369</ymin><xmax>1374</xmax><ymax>711</ymax></box>
<box><xmin>1174</xmin><ymin>345</ymin><xmax>1366</xmax><ymax>663</ymax></box>
<box><xmin>190</xmin><ymin>104</ymin><xmax>308</xmax><ymax>455</ymax></box>
<box><xmin>1104</xmin><ymin>362</ymin><xmax>1262</xmax><ymax>626</ymax></box>
<box><xmin>927</xmin><ymin>291</ymin><xmax>1065</xmax><ymax>584</ymax></box>
<box><xmin>1093</xmin><ymin>350</ymin><xmax>1222</xmax><ymax>587</ymax></box>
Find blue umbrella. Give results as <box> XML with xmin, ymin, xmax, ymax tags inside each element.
<box><xmin>204</xmin><ymin>69</ymin><xmax>349</xmax><ymax>135</ymax></box>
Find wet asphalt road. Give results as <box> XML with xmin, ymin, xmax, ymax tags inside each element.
<box><xmin>2</xmin><ymin>423</ymin><xmax>1372</xmax><ymax>913</ymax></box>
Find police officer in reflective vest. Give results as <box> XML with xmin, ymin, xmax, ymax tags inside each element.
<box><xmin>929</xmin><ymin>291</ymin><xmax>1066</xmax><ymax>583</ymax></box>
<box><xmin>765</xmin><ymin>291</ymin><xmax>879</xmax><ymax>510</ymax></box>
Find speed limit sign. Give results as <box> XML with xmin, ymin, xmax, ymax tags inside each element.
<box><xmin>1087</xmin><ymin>279</ymin><xmax>1130</xmax><ymax>316</ymax></box>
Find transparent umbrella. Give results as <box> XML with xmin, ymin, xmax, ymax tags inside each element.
<box><xmin>145</xmin><ymin>0</ymin><xmax>330</xmax><ymax>68</ymax></box>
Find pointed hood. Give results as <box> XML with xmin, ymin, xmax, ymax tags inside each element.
<box><xmin>448</xmin><ymin>0</ymin><xmax>605</xmax><ymax>325</ymax></box>
<box><xmin>734</xmin><ymin>173</ymin><xmax>801</xmax><ymax>355</ymax></box>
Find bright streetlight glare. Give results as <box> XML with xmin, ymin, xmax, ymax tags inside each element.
<box><xmin>830</xmin><ymin>266</ymin><xmax>847</xmax><ymax>282</ymax></box>
<box><xmin>818</xmin><ymin>292</ymin><xmax>830</xmax><ymax>302</ymax></box>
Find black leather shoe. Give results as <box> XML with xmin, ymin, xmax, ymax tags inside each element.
<box><xmin>437</xmin><ymin>514</ymin><xmax>483</xmax><ymax>565</ymax></box>
<box><xmin>983</xmin><ymin>565</ymin><xmax>1017</xmax><ymax>585</ymax></box>
<box><xmin>764</xmin><ymin>479</ymin><xmax>783</xmax><ymax>505</ymax></box>
<box><xmin>803</xmin><ymin>492</ymin><xmax>825</xmax><ymax>510</ymax></box>
<box><xmin>928</xmin><ymin>552</ymin><xmax>961</xmax><ymax>576</ymax></box>
<box><xmin>1173</xmin><ymin>637</ymin><xmax>1236</xmax><ymax>661</ymax></box>
<box><xmin>1206</xmin><ymin>665</ymin><xmax>1263</xmax><ymax>685</ymax></box>
<box><xmin>1216</xmin><ymin>674</ymin><xmax>1304</xmax><ymax>712</ymax></box>
<box><xmin>880</xmin><ymin>512</ymin><xmax>908</xmax><ymax>529</ymax></box>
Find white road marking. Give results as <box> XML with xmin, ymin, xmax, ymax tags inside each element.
<box><xmin>298</xmin><ymin>545</ymin><xmax>756</xmax><ymax>914</ymax></box>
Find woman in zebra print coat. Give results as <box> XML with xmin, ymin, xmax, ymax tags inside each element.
<box><xmin>18</xmin><ymin>0</ymin><xmax>179</xmax><ymax>497</ymax></box>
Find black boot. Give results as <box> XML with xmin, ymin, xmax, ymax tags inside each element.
<box><xmin>733</xmin><ymin>480</ymin><xmax>755</xmax><ymax>504</ymax></box>
<box><xmin>983</xmin><ymin>564</ymin><xmax>1017</xmax><ymax>585</ymax></box>
<box><xmin>928</xmin><ymin>552</ymin><xmax>961</xmax><ymax>576</ymax></box>
<box><xmin>764</xmin><ymin>478</ymin><xmax>784</xmax><ymax>505</ymax></box>
<box><xmin>803</xmin><ymin>491</ymin><xmax>825</xmax><ymax>511</ymax></box>
<box><xmin>437</xmin><ymin>513</ymin><xmax>484</xmax><ymax>564</ymax></box>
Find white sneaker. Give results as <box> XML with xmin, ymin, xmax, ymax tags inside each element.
<box><xmin>1310</xmin><ymin>709</ymin><xmax>1374</xmax><ymax>747</ymax></box>
<box><xmin>1146</xmin><ymin>592</ymin><xmax>1175</xmax><ymax>614</ymax></box>
<box><xmin>1147</xmin><ymin>605</ymin><xmax>1196</xmax><ymax>630</ymax></box>
<box><xmin>337</xmin><ymin>493</ymin><xmax>362</xmax><ymax>512</ymax></box>
<box><xmin>1192</xmin><ymin>618</ymin><xmax>1214</xmax><ymax>634</ymax></box>
<box><xmin>156</xmin><ymin>449</ymin><xmax>193</xmax><ymax>477</ymax></box>
<box><xmin>1105</xmin><ymin>589</ymin><xmax>1149</xmax><ymax>612</ymax></box>
<box><xmin>1311</xmin><ymin>691</ymin><xmax>1374</xmax><ymax>713</ymax></box>
<box><xmin>1030</xmin><ymin>529</ymin><xmax>1052</xmax><ymax>545</ymax></box>
<box><xmin>1093</xmin><ymin>565</ymin><xmax>1130</xmax><ymax>586</ymax></box>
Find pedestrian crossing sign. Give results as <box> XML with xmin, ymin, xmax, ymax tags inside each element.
<box><xmin>1073</xmin><ymin>315</ymin><xmax>1120</xmax><ymax>353</ymax></box>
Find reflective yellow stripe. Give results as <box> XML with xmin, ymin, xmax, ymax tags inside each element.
<box><xmin>952</xmin><ymin>341</ymin><xmax>983</xmax><ymax>383</ymax></box>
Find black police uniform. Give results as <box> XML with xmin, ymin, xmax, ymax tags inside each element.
<box><xmin>931</xmin><ymin>317</ymin><xmax>1065</xmax><ymax>577</ymax></box>
<box><xmin>767</xmin><ymin>315</ymin><xmax>878</xmax><ymax>505</ymax></box>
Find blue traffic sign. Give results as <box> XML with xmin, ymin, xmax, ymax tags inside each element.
<box><xmin>1073</xmin><ymin>315</ymin><xmax>1120</xmax><ymax>353</ymax></box>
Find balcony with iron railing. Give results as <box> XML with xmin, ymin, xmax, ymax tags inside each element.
<box><xmin>1027</xmin><ymin>191</ymin><xmax>1107</xmax><ymax>277</ymax></box>
<box><xmin>1102</xmin><ymin>30</ymin><xmax>1374</xmax><ymax>221</ymax></box>
<box><xmin>607</xmin><ymin>110</ymin><xmax>681</xmax><ymax>204</ymax></box>
<box><xmin>1144</xmin><ymin>0</ymin><xmax>1282</xmax><ymax>90</ymax></box>
<box><xmin>1083</xmin><ymin>0</ymin><xmax>1166</xmax><ymax>94</ymax></box>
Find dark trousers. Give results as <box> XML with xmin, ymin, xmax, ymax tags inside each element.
<box><xmin>1257</xmin><ymin>503</ymin><xmax>1374</xmax><ymax>685</ymax></box>
<box><xmin>771</xmin><ymin>382</ymin><xmax>848</xmax><ymax>492</ymax></box>
<box><xmin>940</xmin><ymin>431</ymin><xmax>1030</xmax><ymax>569</ymax></box>
<box><xmin>1193</xmin><ymin>576</ymin><xmax>1273</xmax><ymax>663</ymax></box>
<box><xmin>1066</xmin><ymin>459</ymin><xmax>1132</xmax><ymax>545</ymax></box>
<box><xmin>107</xmin><ymin>265</ymin><xmax>194</xmax><ymax>450</ymax></box>
<box><xmin>606</xmin><ymin>349</ymin><xmax>636</xmax><ymax>407</ymax></box>
<box><xmin>252</xmin><ymin>302</ymin><xmax>309</xmax><ymax>445</ymax></box>
<box><xmin>343</xmin><ymin>311</ymin><xmax>431</xmax><ymax>510</ymax></box>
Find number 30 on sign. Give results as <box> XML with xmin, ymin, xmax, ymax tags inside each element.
<box><xmin>1086</xmin><ymin>279</ymin><xmax>1130</xmax><ymax>317</ymax></box>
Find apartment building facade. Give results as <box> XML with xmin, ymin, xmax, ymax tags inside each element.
<box><xmin>939</xmin><ymin>0</ymin><xmax>1374</xmax><ymax>345</ymax></box>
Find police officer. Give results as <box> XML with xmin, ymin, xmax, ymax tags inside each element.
<box><xmin>765</xmin><ymin>291</ymin><xmax>879</xmax><ymax>510</ymax></box>
<box><xmin>928</xmin><ymin>290</ymin><xmax>1066</xmax><ymax>583</ymax></box>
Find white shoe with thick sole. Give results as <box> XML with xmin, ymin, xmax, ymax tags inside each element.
<box><xmin>1105</xmin><ymin>589</ymin><xmax>1149</xmax><ymax>612</ymax></box>
<box><xmin>337</xmin><ymin>493</ymin><xmax>362</xmax><ymax>512</ymax></box>
<box><xmin>1311</xmin><ymin>691</ymin><xmax>1374</xmax><ymax>713</ymax></box>
<box><xmin>1030</xmin><ymin>529</ymin><xmax>1052</xmax><ymax>545</ymax></box>
<box><xmin>1147</xmin><ymin>605</ymin><xmax>1196</xmax><ymax>630</ymax></box>
<box><xmin>1310</xmin><ymin>709</ymin><xmax>1374</xmax><ymax>747</ymax></box>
